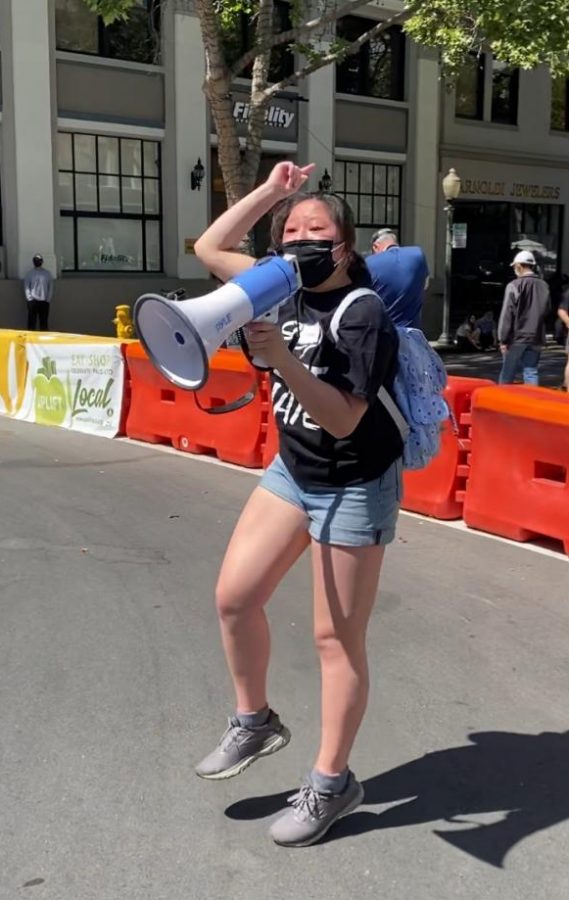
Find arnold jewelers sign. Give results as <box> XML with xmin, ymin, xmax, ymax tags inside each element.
<box><xmin>212</xmin><ymin>88</ymin><xmax>298</xmax><ymax>143</ymax></box>
<box><xmin>444</xmin><ymin>158</ymin><xmax>567</xmax><ymax>205</ymax></box>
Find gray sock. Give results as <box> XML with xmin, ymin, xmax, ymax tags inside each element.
<box><xmin>236</xmin><ymin>706</ymin><xmax>270</xmax><ymax>729</ymax></box>
<box><xmin>308</xmin><ymin>767</ymin><xmax>349</xmax><ymax>795</ymax></box>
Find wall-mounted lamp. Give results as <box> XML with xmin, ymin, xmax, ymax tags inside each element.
<box><xmin>318</xmin><ymin>168</ymin><xmax>332</xmax><ymax>192</ymax></box>
<box><xmin>191</xmin><ymin>157</ymin><xmax>205</xmax><ymax>191</ymax></box>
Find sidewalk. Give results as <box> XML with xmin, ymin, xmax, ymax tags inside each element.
<box><xmin>436</xmin><ymin>341</ymin><xmax>567</xmax><ymax>388</ymax></box>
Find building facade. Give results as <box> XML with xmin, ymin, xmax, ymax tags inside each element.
<box><xmin>0</xmin><ymin>0</ymin><xmax>568</xmax><ymax>338</ymax></box>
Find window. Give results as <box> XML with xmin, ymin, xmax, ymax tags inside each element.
<box><xmin>491</xmin><ymin>61</ymin><xmax>519</xmax><ymax>124</ymax></box>
<box><xmin>511</xmin><ymin>203</ymin><xmax>563</xmax><ymax>279</ymax></box>
<box><xmin>455</xmin><ymin>54</ymin><xmax>485</xmax><ymax>119</ymax></box>
<box><xmin>222</xmin><ymin>0</ymin><xmax>293</xmax><ymax>83</ymax></box>
<box><xmin>336</xmin><ymin>18</ymin><xmax>405</xmax><ymax>101</ymax></box>
<box><xmin>57</xmin><ymin>132</ymin><xmax>162</xmax><ymax>272</ymax></box>
<box><xmin>551</xmin><ymin>75</ymin><xmax>569</xmax><ymax>131</ymax></box>
<box><xmin>55</xmin><ymin>0</ymin><xmax>160</xmax><ymax>65</ymax></box>
<box><xmin>333</xmin><ymin>160</ymin><xmax>401</xmax><ymax>250</ymax></box>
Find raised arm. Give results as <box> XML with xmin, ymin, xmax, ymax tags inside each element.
<box><xmin>194</xmin><ymin>161</ymin><xmax>314</xmax><ymax>283</ymax></box>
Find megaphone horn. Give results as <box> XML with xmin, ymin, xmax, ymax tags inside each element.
<box><xmin>134</xmin><ymin>255</ymin><xmax>301</xmax><ymax>391</ymax></box>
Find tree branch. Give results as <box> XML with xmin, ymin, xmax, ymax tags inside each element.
<box><xmin>263</xmin><ymin>8</ymin><xmax>412</xmax><ymax>98</ymax></box>
<box><xmin>242</xmin><ymin>0</ymin><xmax>274</xmax><ymax>190</ymax></box>
<box><xmin>231</xmin><ymin>0</ymin><xmax>372</xmax><ymax>78</ymax></box>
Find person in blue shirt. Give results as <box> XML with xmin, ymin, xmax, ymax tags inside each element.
<box><xmin>366</xmin><ymin>229</ymin><xmax>430</xmax><ymax>329</ymax></box>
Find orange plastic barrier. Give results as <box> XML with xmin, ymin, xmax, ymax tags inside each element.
<box><xmin>401</xmin><ymin>376</ymin><xmax>494</xmax><ymax>519</ymax></box>
<box><xmin>125</xmin><ymin>343</ymin><xmax>269</xmax><ymax>467</ymax></box>
<box><xmin>463</xmin><ymin>385</ymin><xmax>569</xmax><ymax>554</ymax></box>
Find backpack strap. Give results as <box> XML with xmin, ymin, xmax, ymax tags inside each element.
<box><xmin>377</xmin><ymin>385</ymin><xmax>410</xmax><ymax>440</ymax></box>
<box><xmin>329</xmin><ymin>288</ymin><xmax>410</xmax><ymax>441</ymax></box>
<box><xmin>329</xmin><ymin>288</ymin><xmax>377</xmax><ymax>342</ymax></box>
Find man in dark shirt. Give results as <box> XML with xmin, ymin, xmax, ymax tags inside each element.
<box><xmin>558</xmin><ymin>288</ymin><xmax>569</xmax><ymax>391</ymax></box>
<box><xmin>498</xmin><ymin>250</ymin><xmax>550</xmax><ymax>385</ymax></box>
<box><xmin>366</xmin><ymin>229</ymin><xmax>430</xmax><ymax>329</ymax></box>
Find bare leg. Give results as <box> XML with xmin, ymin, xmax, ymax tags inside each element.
<box><xmin>216</xmin><ymin>486</ymin><xmax>309</xmax><ymax>713</ymax></box>
<box><xmin>311</xmin><ymin>541</ymin><xmax>385</xmax><ymax>774</ymax></box>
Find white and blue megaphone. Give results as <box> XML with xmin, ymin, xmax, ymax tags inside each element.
<box><xmin>134</xmin><ymin>255</ymin><xmax>301</xmax><ymax>390</ymax></box>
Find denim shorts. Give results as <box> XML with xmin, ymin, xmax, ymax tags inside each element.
<box><xmin>259</xmin><ymin>454</ymin><xmax>403</xmax><ymax>547</ymax></box>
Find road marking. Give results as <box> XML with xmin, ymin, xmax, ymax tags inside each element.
<box><xmin>121</xmin><ymin>438</ymin><xmax>569</xmax><ymax>563</ymax></box>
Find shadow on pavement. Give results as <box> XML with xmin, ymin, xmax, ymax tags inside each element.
<box><xmin>225</xmin><ymin>730</ymin><xmax>569</xmax><ymax>867</ymax></box>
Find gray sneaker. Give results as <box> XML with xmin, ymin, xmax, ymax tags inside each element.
<box><xmin>269</xmin><ymin>771</ymin><xmax>364</xmax><ymax>847</ymax></box>
<box><xmin>195</xmin><ymin>710</ymin><xmax>290</xmax><ymax>781</ymax></box>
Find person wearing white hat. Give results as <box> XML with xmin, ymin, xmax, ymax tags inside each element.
<box><xmin>497</xmin><ymin>250</ymin><xmax>550</xmax><ymax>384</ymax></box>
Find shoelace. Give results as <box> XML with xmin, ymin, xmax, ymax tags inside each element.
<box><xmin>287</xmin><ymin>784</ymin><xmax>329</xmax><ymax>821</ymax></box>
<box><xmin>218</xmin><ymin>717</ymin><xmax>257</xmax><ymax>753</ymax></box>
<box><xmin>218</xmin><ymin>719</ymin><xmax>244</xmax><ymax>752</ymax></box>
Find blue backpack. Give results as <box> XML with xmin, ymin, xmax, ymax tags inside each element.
<box><xmin>330</xmin><ymin>289</ymin><xmax>450</xmax><ymax>470</ymax></box>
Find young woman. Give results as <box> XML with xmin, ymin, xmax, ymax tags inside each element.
<box><xmin>193</xmin><ymin>161</ymin><xmax>403</xmax><ymax>848</ymax></box>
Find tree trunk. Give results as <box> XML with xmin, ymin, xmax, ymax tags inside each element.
<box><xmin>195</xmin><ymin>0</ymin><xmax>248</xmax><ymax>206</ymax></box>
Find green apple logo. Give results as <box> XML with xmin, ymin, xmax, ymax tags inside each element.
<box><xmin>33</xmin><ymin>357</ymin><xmax>67</xmax><ymax>426</ymax></box>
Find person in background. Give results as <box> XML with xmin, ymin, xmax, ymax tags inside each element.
<box><xmin>498</xmin><ymin>250</ymin><xmax>550</xmax><ymax>385</ymax></box>
<box><xmin>366</xmin><ymin>229</ymin><xmax>430</xmax><ymax>329</ymax></box>
<box><xmin>475</xmin><ymin>310</ymin><xmax>498</xmax><ymax>351</ymax></box>
<box><xmin>455</xmin><ymin>315</ymin><xmax>482</xmax><ymax>351</ymax></box>
<box><xmin>23</xmin><ymin>254</ymin><xmax>53</xmax><ymax>331</ymax></box>
<box><xmin>558</xmin><ymin>284</ymin><xmax>569</xmax><ymax>391</ymax></box>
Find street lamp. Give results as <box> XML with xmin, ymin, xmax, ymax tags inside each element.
<box><xmin>439</xmin><ymin>167</ymin><xmax>462</xmax><ymax>346</ymax></box>
<box><xmin>318</xmin><ymin>168</ymin><xmax>333</xmax><ymax>192</ymax></box>
<box><xmin>191</xmin><ymin>157</ymin><xmax>205</xmax><ymax>191</ymax></box>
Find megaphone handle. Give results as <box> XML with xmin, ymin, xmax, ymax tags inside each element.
<box><xmin>250</xmin><ymin>306</ymin><xmax>280</xmax><ymax>370</ymax></box>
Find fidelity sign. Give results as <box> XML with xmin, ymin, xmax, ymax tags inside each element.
<box><xmin>233</xmin><ymin>101</ymin><xmax>295</xmax><ymax>130</ymax></box>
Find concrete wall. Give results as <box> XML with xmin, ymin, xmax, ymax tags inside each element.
<box><xmin>443</xmin><ymin>66</ymin><xmax>569</xmax><ymax>163</ymax></box>
<box><xmin>0</xmin><ymin>276</ymin><xmax>213</xmax><ymax>336</ymax></box>
<box><xmin>56</xmin><ymin>57</ymin><xmax>165</xmax><ymax>127</ymax></box>
<box><xmin>0</xmin><ymin>0</ymin><xmax>58</xmax><ymax>278</ymax></box>
<box><xmin>336</xmin><ymin>99</ymin><xmax>407</xmax><ymax>153</ymax></box>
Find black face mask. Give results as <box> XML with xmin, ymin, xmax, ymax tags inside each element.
<box><xmin>279</xmin><ymin>240</ymin><xmax>343</xmax><ymax>289</ymax></box>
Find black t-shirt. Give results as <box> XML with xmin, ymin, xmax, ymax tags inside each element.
<box><xmin>270</xmin><ymin>283</ymin><xmax>403</xmax><ymax>488</ymax></box>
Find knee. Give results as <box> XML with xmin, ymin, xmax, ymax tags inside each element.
<box><xmin>215</xmin><ymin>575</ymin><xmax>262</xmax><ymax>622</ymax></box>
<box><xmin>314</xmin><ymin>625</ymin><xmax>365</xmax><ymax>664</ymax></box>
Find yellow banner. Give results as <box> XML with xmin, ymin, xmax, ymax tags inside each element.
<box><xmin>0</xmin><ymin>329</ymin><xmax>131</xmax><ymax>420</ymax></box>
<box><xmin>0</xmin><ymin>331</ymin><xmax>28</xmax><ymax>417</ymax></box>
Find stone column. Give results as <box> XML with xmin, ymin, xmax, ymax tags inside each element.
<box><xmin>0</xmin><ymin>0</ymin><xmax>58</xmax><ymax>277</ymax></box>
<box><xmin>163</xmin><ymin>0</ymin><xmax>210</xmax><ymax>279</ymax></box>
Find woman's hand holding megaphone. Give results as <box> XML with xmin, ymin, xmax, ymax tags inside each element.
<box><xmin>266</xmin><ymin>161</ymin><xmax>316</xmax><ymax>199</ymax></box>
<box><xmin>246</xmin><ymin>320</ymin><xmax>289</xmax><ymax>371</ymax></box>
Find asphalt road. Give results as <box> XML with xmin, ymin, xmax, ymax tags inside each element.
<box><xmin>438</xmin><ymin>342</ymin><xmax>567</xmax><ymax>388</ymax></box>
<box><xmin>1</xmin><ymin>418</ymin><xmax>568</xmax><ymax>900</ymax></box>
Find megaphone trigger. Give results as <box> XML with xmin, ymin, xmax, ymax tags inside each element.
<box><xmin>133</xmin><ymin>254</ymin><xmax>302</xmax><ymax>394</ymax></box>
